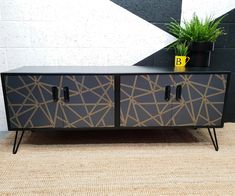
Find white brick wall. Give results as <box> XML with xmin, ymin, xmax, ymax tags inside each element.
<box><xmin>0</xmin><ymin>0</ymin><xmax>176</xmax><ymax>131</ymax></box>
<box><xmin>181</xmin><ymin>0</ymin><xmax>235</xmax><ymax>22</ymax></box>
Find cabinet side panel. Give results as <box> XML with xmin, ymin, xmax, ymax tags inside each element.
<box><xmin>120</xmin><ymin>75</ymin><xmax>174</xmax><ymax>127</ymax></box>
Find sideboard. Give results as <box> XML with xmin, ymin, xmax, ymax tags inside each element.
<box><xmin>1</xmin><ymin>66</ymin><xmax>230</xmax><ymax>153</ymax></box>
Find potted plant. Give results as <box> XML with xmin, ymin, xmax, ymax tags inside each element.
<box><xmin>167</xmin><ymin>14</ymin><xmax>226</xmax><ymax>67</ymax></box>
<box><xmin>173</xmin><ymin>42</ymin><xmax>190</xmax><ymax>67</ymax></box>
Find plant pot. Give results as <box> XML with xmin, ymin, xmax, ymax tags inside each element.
<box><xmin>188</xmin><ymin>42</ymin><xmax>215</xmax><ymax>67</ymax></box>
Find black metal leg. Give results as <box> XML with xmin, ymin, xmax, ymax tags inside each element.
<box><xmin>13</xmin><ymin>131</ymin><xmax>25</xmax><ymax>154</ymax></box>
<box><xmin>208</xmin><ymin>128</ymin><xmax>219</xmax><ymax>151</ymax></box>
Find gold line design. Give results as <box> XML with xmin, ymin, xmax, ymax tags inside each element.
<box><xmin>120</xmin><ymin>74</ymin><xmax>227</xmax><ymax>127</ymax></box>
<box><xmin>6</xmin><ymin>75</ymin><xmax>114</xmax><ymax>128</ymax></box>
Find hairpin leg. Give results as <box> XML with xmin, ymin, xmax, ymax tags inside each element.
<box><xmin>208</xmin><ymin>128</ymin><xmax>219</xmax><ymax>151</ymax></box>
<box><xmin>13</xmin><ymin>131</ymin><xmax>25</xmax><ymax>154</ymax></box>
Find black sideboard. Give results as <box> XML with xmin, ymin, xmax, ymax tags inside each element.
<box><xmin>1</xmin><ymin>66</ymin><xmax>230</xmax><ymax>153</ymax></box>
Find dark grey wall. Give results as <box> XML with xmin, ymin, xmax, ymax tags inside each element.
<box><xmin>111</xmin><ymin>0</ymin><xmax>235</xmax><ymax>122</ymax></box>
<box><xmin>211</xmin><ymin>9</ymin><xmax>235</xmax><ymax>121</ymax></box>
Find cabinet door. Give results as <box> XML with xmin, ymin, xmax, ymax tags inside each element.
<box><xmin>60</xmin><ymin>75</ymin><xmax>114</xmax><ymax>128</ymax></box>
<box><xmin>120</xmin><ymin>75</ymin><xmax>174</xmax><ymax>127</ymax></box>
<box><xmin>172</xmin><ymin>74</ymin><xmax>227</xmax><ymax>126</ymax></box>
<box><xmin>5</xmin><ymin>75</ymin><xmax>63</xmax><ymax>129</ymax></box>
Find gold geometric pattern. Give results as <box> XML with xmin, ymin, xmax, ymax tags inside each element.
<box><xmin>5</xmin><ymin>75</ymin><xmax>114</xmax><ymax>129</ymax></box>
<box><xmin>120</xmin><ymin>74</ymin><xmax>227</xmax><ymax>127</ymax></box>
<box><xmin>171</xmin><ymin>74</ymin><xmax>227</xmax><ymax>126</ymax></box>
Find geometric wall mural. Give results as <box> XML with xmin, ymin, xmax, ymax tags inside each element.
<box><xmin>120</xmin><ymin>74</ymin><xmax>227</xmax><ymax>127</ymax></box>
<box><xmin>0</xmin><ymin>0</ymin><xmax>177</xmax><ymax>68</ymax></box>
<box><xmin>5</xmin><ymin>75</ymin><xmax>114</xmax><ymax>129</ymax></box>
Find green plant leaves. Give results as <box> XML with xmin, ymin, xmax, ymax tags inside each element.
<box><xmin>174</xmin><ymin>42</ymin><xmax>189</xmax><ymax>56</ymax></box>
<box><xmin>166</xmin><ymin>13</ymin><xmax>226</xmax><ymax>43</ymax></box>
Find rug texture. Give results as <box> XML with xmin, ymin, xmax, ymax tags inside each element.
<box><xmin>0</xmin><ymin>124</ymin><xmax>235</xmax><ymax>195</ymax></box>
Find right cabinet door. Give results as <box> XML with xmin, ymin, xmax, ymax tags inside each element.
<box><xmin>120</xmin><ymin>75</ymin><xmax>174</xmax><ymax>127</ymax></box>
<box><xmin>172</xmin><ymin>74</ymin><xmax>227</xmax><ymax>126</ymax></box>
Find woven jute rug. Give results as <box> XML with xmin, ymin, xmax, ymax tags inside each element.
<box><xmin>0</xmin><ymin>124</ymin><xmax>235</xmax><ymax>195</ymax></box>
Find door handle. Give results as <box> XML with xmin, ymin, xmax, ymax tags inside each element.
<box><xmin>51</xmin><ymin>86</ymin><xmax>58</xmax><ymax>102</ymax></box>
<box><xmin>176</xmin><ymin>85</ymin><xmax>182</xmax><ymax>101</ymax></box>
<box><xmin>63</xmin><ymin>87</ymin><xmax>70</xmax><ymax>102</ymax></box>
<box><xmin>165</xmin><ymin>86</ymin><xmax>171</xmax><ymax>101</ymax></box>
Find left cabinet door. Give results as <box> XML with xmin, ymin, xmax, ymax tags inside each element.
<box><xmin>4</xmin><ymin>75</ymin><xmax>63</xmax><ymax>129</ymax></box>
<box><xmin>60</xmin><ymin>75</ymin><xmax>114</xmax><ymax>128</ymax></box>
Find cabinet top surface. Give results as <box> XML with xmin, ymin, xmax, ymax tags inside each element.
<box><xmin>1</xmin><ymin>66</ymin><xmax>230</xmax><ymax>75</ymax></box>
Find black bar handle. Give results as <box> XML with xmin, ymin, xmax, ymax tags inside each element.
<box><xmin>51</xmin><ymin>86</ymin><xmax>58</xmax><ymax>102</ymax></box>
<box><xmin>165</xmin><ymin>86</ymin><xmax>171</xmax><ymax>101</ymax></box>
<box><xmin>63</xmin><ymin>87</ymin><xmax>70</xmax><ymax>102</ymax></box>
<box><xmin>176</xmin><ymin>85</ymin><xmax>182</xmax><ymax>101</ymax></box>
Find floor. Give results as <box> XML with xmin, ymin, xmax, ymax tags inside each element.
<box><xmin>0</xmin><ymin>124</ymin><xmax>235</xmax><ymax>195</ymax></box>
<box><xmin>0</xmin><ymin>131</ymin><xmax>7</xmax><ymax>139</ymax></box>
